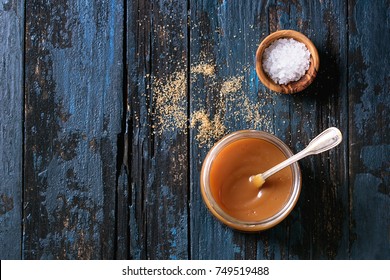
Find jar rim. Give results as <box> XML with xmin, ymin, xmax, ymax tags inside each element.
<box><xmin>200</xmin><ymin>130</ymin><xmax>302</xmax><ymax>231</ymax></box>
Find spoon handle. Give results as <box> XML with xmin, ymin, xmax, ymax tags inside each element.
<box><xmin>262</xmin><ymin>127</ymin><xmax>342</xmax><ymax>180</ymax></box>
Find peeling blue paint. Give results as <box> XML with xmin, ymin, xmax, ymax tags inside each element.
<box><xmin>361</xmin><ymin>145</ymin><xmax>390</xmax><ymax>171</ymax></box>
<box><xmin>351</xmin><ymin>173</ymin><xmax>389</xmax><ymax>258</ymax></box>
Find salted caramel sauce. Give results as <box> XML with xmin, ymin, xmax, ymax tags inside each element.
<box><xmin>209</xmin><ymin>138</ymin><xmax>293</xmax><ymax>222</ymax></box>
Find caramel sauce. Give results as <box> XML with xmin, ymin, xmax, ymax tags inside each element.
<box><xmin>209</xmin><ymin>138</ymin><xmax>293</xmax><ymax>222</ymax></box>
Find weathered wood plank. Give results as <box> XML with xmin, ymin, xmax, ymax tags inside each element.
<box><xmin>24</xmin><ymin>0</ymin><xmax>124</xmax><ymax>259</ymax></box>
<box><xmin>348</xmin><ymin>0</ymin><xmax>390</xmax><ymax>259</ymax></box>
<box><xmin>0</xmin><ymin>0</ymin><xmax>24</xmax><ymax>260</ymax></box>
<box><xmin>189</xmin><ymin>0</ymin><xmax>269</xmax><ymax>260</ymax></box>
<box><xmin>125</xmin><ymin>0</ymin><xmax>150</xmax><ymax>260</ymax></box>
<box><xmin>280</xmin><ymin>0</ymin><xmax>349</xmax><ymax>260</ymax></box>
<box><xmin>127</xmin><ymin>0</ymin><xmax>189</xmax><ymax>259</ymax></box>
<box><xmin>189</xmin><ymin>0</ymin><xmax>349</xmax><ymax>259</ymax></box>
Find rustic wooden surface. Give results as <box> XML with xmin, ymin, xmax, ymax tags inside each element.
<box><xmin>0</xmin><ymin>0</ymin><xmax>24</xmax><ymax>259</ymax></box>
<box><xmin>23</xmin><ymin>0</ymin><xmax>124</xmax><ymax>259</ymax></box>
<box><xmin>0</xmin><ymin>0</ymin><xmax>389</xmax><ymax>260</ymax></box>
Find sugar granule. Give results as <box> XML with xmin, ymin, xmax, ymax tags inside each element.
<box><xmin>153</xmin><ymin>70</ymin><xmax>187</xmax><ymax>135</ymax></box>
<box><xmin>262</xmin><ymin>38</ymin><xmax>311</xmax><ymax>85</ymax></box>
<box><xmin>220</xmin><ymin>76</ymin><xmax>243</xmax><ymax>96</ymax></box>
<box><xmin>149</xmin><ymin>59</ymin><xmax>273</xmax><ymax>148</ymax></box>
<box><xmin>190</xmin><ymin>110</ymin><xmax>226</xmax><ymax>147</ymax></box>
<box><xmin>191</xmin><ymin>63</ymin><xmax>215</xmax><ymax>77</ymax></box>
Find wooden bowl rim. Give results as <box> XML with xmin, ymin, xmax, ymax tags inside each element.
<box><xmin>255</xmin><ymin>30</ymin><xmax>320</xmax><ymax>94</ymax></box>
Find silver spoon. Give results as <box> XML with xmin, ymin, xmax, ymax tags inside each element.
<box><xmin>249</xmin><ymin>127</ymin><xmax>343</xmax><ymax>188</ymax></box>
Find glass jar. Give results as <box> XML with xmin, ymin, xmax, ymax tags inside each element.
<box><xmin>200</xmin><ymin>130</ymin><xmax>302</xmax><ymax>231</ymax></box>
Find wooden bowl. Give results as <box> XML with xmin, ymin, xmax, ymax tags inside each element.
<box><xmin>255</xmin><ymin>30</ymin><xmax>320</xmax><ymax>94</ymax></box>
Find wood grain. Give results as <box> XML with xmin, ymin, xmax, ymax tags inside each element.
<box><xmin>348</xmin><ymin>0</ymin><xmax>390</xmax><ymax>259</ymax></box>
<box><xmin>283</xmin><ymin>0</ymin><xmax>350</xmax><ymax>260</ymax></box>
<box><xmin>126</xmin><ymin>0</ymin><xmax>189</xmax><ymax>260</ymax></box>
<box><xmin>0</xmin><ymin>0</ymin><xmax>24</xmax><ymax>259</ymax></box>
<box><xmin>189</xmin><ymin>0</ymin><xmax>267</xmax><ymax>260</ymax></box>
<box><xmin>23</xmin><ymin>0</ymin><xmax>123</xmax><ymax>259</ymax></box>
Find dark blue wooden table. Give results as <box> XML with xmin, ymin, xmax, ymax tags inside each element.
<box><xmin>1</xmin><ymin>0</ymin><xmax>389</xmax><ymax>260</ymax></box>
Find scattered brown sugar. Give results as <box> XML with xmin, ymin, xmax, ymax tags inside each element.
<box><xmin>153</xmin><ymin>70</ymin><xmax>187</xmax><ymax>135</ymax></box>
<box><xmin>190</xmin><ymin>110</ymin><xmax>226</xmax><ymax>147</ymax></box>
<box><xmin>148</xmin><ymin>60</ymin><xmax>272</xmax><ymax>147</ymax></box>
<box><xmin>191</xmin><ymin>63</ymin><xmax>215</xmax><ymax>77</ymax></box>
<box><xmin>220</xmin><ymin>76</ymin><xmax>243</xmax><ymax>96</ymax></box>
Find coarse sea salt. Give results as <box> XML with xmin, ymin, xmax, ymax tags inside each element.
<box><xmin>262</xmin><ymin>38</ymin><xmax>311</xmax><ymax>85</ymax></box>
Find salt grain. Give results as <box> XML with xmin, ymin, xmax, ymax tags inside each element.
<box><xmin>262</xmin><ymin>38</ymin><xmax>311</xmax><ymax>85</ymax></box>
